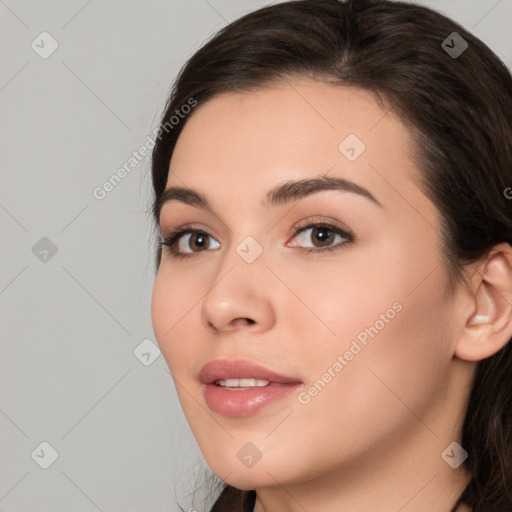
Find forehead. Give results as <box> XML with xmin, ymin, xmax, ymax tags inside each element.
<box><xmin>165</xmin><ymin>79</ymin><xmax>431</xmax><ymax>221</ymax></box>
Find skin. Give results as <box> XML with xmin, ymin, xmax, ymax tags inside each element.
<box><xmin>151</xmin><ymin>78</ymin><xmax>512</xmax><ymax>512</ymax></box>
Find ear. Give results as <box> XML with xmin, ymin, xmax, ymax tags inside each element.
<box><xmin>455</xmin><ymin>242</ymin><xmax>512</xmax><ymax>362</ymax></box>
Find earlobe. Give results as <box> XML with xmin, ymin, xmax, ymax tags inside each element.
<box><xmin>455</xmin><ymin>244</ymin><xmax>512</xmax><ymax>362</ymax></box>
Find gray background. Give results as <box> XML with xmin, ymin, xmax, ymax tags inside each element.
<box><xmin>1</xmin><ymin>1</ymin><xmax>511</xmax><ymax>511</ymax></box>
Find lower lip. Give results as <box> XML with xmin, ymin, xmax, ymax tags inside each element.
<box><xmin>203</xmin><ymin>382</ymin><xmax>302</xmax><ymax>417</ymax></box>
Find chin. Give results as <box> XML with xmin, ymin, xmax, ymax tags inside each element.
<box><xmin>213</xmin><ymin>467</ymin><xmax>275</xmax><ymax>491</ymax></box>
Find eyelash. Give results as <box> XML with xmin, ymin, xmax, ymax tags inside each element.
<box><xmin>158</xmin><ymin>220</ymin><xmax>354</xmax><ymax>260</ymax></box>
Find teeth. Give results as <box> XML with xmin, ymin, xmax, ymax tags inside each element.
<box><xmin>216</xmin><ymin>378</ymin><xmax>270</xmax><ymax>388</ymax></box>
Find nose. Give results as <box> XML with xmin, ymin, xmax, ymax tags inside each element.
<box><xmin>200</xmin><ymin>250</ymin><xmax>276</xmax><ymax>334</ymax></box>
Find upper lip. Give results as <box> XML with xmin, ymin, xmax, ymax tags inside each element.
<box><xmin>199</xmin><ymin>359</ymin><xmax>302</xmax><ymax>385</ymax></box>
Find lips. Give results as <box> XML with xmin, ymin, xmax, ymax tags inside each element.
<box><xmin>199</xmin><ymin>359</ymin><xmax>301</xmax><ymax>385</ymax></box>
<box><xmin>199</xmin><ymin>359</ymin><xmax>303</xmax><ymax>417</ymax></box>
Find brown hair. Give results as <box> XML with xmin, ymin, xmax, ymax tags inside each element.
<box><xmin>150</xmin><ymin>1</ymin><xmax>512</xmax><ymax>510</ymax></box>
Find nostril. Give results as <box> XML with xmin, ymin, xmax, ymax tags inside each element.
<box><xmin>233</xmin><ymin>318</ymin><xmax>255</xmax><ymax>327</ymax></box>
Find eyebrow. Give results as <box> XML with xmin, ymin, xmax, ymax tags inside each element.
<box><xmin>155</xmin><ymin>174</ymin><xmax>383</xmax><ymax>222</ymax></box>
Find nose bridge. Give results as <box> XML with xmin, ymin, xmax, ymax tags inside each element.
<box><xmin>215</xmin><ymin>225</ymin><xmax>268</xmax><ymax>284</ymax></box>
<box><xmin>200</xmin><ymin>232</ymin><xmax>274</xmax><ymax>332</ymax></box>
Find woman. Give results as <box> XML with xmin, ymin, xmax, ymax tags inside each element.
<box><xmin>149</xmin><ymin>0</ymin><xmax>512</xmax><ymax>510</ymax></box>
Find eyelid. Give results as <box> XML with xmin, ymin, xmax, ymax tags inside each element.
<box><xmin>160</xmin><ymin>222</ymin><xmax>221</xmax><ymax>244</ymax></box>
<box><xmin>287</xmin><ymin>215</ymin><xmax>353</xmax><ymax>240</ymax></box>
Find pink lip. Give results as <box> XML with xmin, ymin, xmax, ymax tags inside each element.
<box><xmin>199</xmin><ymin>359</ymin><xmax>302</xmax><ymax>417</ymax></box>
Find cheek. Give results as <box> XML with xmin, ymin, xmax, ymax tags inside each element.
<box><xmin>287</xmin><ymin>233</ymin><xmax>452</xmax><ymax>415</ymax></box>
<box><xmin>151</xmin><ymin>268</ymin><xmax>201</xmax><ymax>376</ymax></box>
<box><xmin>294</xmin><ymin>263</ymin><xmax>452</xmax><ymax>447</ymax></box>
<box><xmin>273</xmin><ymin>245</ymin><xmax>402</xmax><ymax>349</ymax></box>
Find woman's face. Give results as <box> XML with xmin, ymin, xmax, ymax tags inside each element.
<box><xmin>151</xmin><ymin>79</ymin><xmax>467</xmax><ymax>492</ymax></box>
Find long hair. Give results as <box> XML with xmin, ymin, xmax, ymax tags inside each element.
<box><xmin>150</xmin><ymin>1</ymin><xmax>512</xmax><ymax>510</ymax></box>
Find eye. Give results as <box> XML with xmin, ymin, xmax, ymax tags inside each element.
<box><xmin>288</xmin><ymin>221</ymin><xmax>353</xmax><ymax>253</ymax></box>
<box><xmin>159</xmin><ymin>225</ymin><xmax>220</xmax><ymax>259</ymax></box>
<box><xmin>177</xmin><ymin>231</ymin><xmax>220</xmax><ymax>253</ymax></box>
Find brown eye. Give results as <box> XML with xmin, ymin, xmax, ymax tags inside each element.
<box><xmin>159</xmin><ymin>228</ymin><xmax>221</xmax><ymax>259</ymax></box>
<box><xmin>177</xmin><ymin>231</ymin><xmax>220</xmax><ymax>253</ymax></box>
<box><xmin>290</xmin><ymin>223</ymin><xmax>352</xmax><ymax>251</ymax></box>
<box><xmin>310</xmin><ymin>226</ymin><xmax>336</xmax><ymax>247</ymax></box>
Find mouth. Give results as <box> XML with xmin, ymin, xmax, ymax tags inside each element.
<box><xmin>199</xmin><ymin>359</ymin><xmax>303</xmax><ymax>417</ymax></box>
<box><xmin>215</xmin><ymin>378</ymin><xmax>273</xmax><ymax>388</ymax></box>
